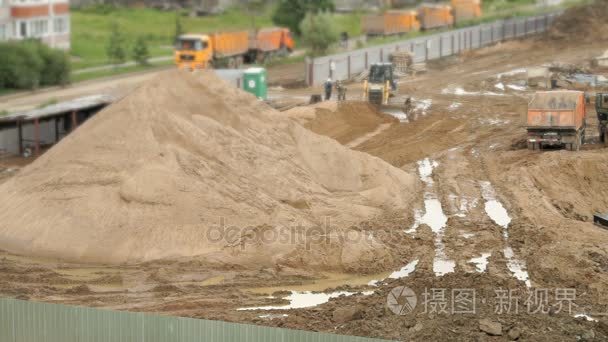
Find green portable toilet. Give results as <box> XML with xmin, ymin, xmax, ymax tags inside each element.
<box><xmin>243</xmin><ymin>67</ymin><xmax>267</xmax><ymax>100</ymax></box>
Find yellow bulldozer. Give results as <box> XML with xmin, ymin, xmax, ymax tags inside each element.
<box><xmin>363</xmin><ymin>63</ymin><xmax>398</xmax><ymax>106</ymax></box>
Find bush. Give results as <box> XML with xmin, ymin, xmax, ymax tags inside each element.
<box><xmin>132</xmin><ymin>36</ymin><xmax>150</xmax><ymax>66</ymax></box>
<box><xmin>0</xmin><ymin>40</ymin><xmax>70</xmax><ymax>90</ymax></box>
<box><xmin>106</xmin><ymin>22</ymin><xmax>127</xmax><ymax>65</ymax></box>
<box><xmin>300</xmin><ymin>11</ymin><xmax>339</xmax><ymax>55</ymax></box>
<box><xmin>272</xmin><ymin>0</ymin><xmax>334</xmax><ymax>35</ymax></box>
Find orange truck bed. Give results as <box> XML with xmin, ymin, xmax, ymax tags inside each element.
<box><xmin>418</xmin><ymin>4</ymin><xmax>454</xmax><ymax>30</ymax></box>
<box><xmin>526</xmin><ymin>91</ymin><xmax>587</xmax><ymax>150</ymax></box>
<box><xmin>209</xmin><ymin>31</ymin><xmax>249</xmax><ymax>58</ymax></box>
<box><xmin>253</xmin><ymin>28</ymin><xmax>282</xmax><ymax>52</ymax></box>
<box><xmin>451</xmin><ymin>0</ymin><xmax>482</xmax><ymax>22</ymax></box>
<box><xmin>527</xmin><ymin>91</ymin><xmax>586</xmax><ymax>130</ymax></box>
<box><xmin>362</xmin><ymin>10</ymin><xmax>420</xmax><ymax>35</ymax></box>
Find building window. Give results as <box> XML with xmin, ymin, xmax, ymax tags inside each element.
<box><xmin>54</xmin><ymin>17</ymin><xmax>68</xmax><ymax>34</ymax></box>
<box><xmin>20</xmin><ymin>21</ymin><xmax>26</xmax><ymax>38</ymax></box>
<box><xmin>29</xmin><ymin>19</ymin><xmax>48</xmax><ymax>37</ymax></box>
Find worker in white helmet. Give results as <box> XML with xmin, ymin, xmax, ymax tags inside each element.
<box><xmin>324</xmin><ymin>78</ymin><xmax>333</xmax><ymax>100</ymax></box>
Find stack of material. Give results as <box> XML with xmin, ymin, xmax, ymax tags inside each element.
<box><xmin>390</xmin><ymin>51</ymin><xmax>414</xmax><ymax>74</ymax></box>
<box><xmin>0</xmin><ymin>70</ymin><xmax>416</xmax><ymax>270</ymax></box>
<box><xmin>594</xmin><ymin>50</ymin><xmax>608</xmax><ymax>68</ymax></box>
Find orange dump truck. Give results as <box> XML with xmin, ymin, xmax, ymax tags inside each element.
<box><xmin>526</xmin><ymin>91</ymin><xmax>587</xmax><ymax>151</ymax></box>
<box><xmin>418</xmin><ymin>4</ymin><xmax>454</xmax><ymax>30</ymax></box>
<box><xmin>175</xmin><ymin>31</ymin><xmax>249</xmax><ymax>69</ymax></box>
<box><xmin>175</xmin><ymin>27</ymin><xmax>294</xmax><ymax>69</ymax></box>
<box><xmin>451</xmin><ymin>0</ymin><xmax>482</xmax><ymax>22</ymax></box>
<box><xmin>362</xmin><ymin>10</ymin><xmax>420</xmax><ymax>36</ymax></box>
<box><xmin>249</xmin><ymin>27</ymin><xmax>295</xmax><ymax>62</ymax></box>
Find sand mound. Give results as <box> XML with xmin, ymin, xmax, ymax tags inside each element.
<box><xmin>548</xmin><ymin>1</ymin><xmax>608</xmax><ymax>42</ymax></box>
<box><xmin>0</xmin><ymin>70</ymin><xmax>416</xmax><ymax>267</ymax></box>
<box><xmin>286</xmin><ymin>101</ymin><xmax>395</xmax><ymax>145</ymax></box>
<box><xmin>512</xmin><ymin>150</ymin><xmax>608</xmax><ymax>222</ymax></box>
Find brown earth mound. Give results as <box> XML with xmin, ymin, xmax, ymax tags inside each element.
<box><xmin>0</xmin><ymin>70</ymin><xmax>416</xmax><ymax>268</ymax></box>
<box><xmin>286</xmin><ymin>101</ymin><xmax>395</xmax><ymax>145</ymax></box>
<box><xmin>548</xmin><ymin>0</ymin><xmax>608</xmax><ymax>42</ymax></box>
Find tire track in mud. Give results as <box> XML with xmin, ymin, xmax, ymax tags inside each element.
<box><xmin>404</xmin><ymin>144</ymin><xmax>533</xmax><ymax>287</ymax></box>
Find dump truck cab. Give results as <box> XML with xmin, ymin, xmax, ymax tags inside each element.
<box><xmin>175</xmin><ymin>34</ymin><xmax>212</xmax><ymax>70</ymax></box>
<box><xmin>364</xmin><ymin>63</ymin><xmax>397</xmax><ymax>106</ymax></box>
<box><xmin>596</xmin><ymin>93</ymin><xmax>608</xmax><ymax>144</ymax></box>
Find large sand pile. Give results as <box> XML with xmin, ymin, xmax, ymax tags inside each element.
<box><xmin>548</xmin><ymin>1</ymin><xmax>608</xmax><ymax>42</ymax></box>
<box><xmin>0</xmin><ymin>70</ymin><xmax>416</xmax><ymax>269</ymax></box>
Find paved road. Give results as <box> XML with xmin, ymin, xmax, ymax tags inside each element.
<box><xmin>0</xmin><ymin>67</ymin><xmax>171</xmax><ymax>113</ymax></box>
<box><xmin>72</xmin><ymin>56</ymin><xmax>175</xmax><ymax>75</ymax></box>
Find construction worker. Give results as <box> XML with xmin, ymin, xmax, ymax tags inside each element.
<box><xmin>324</xmin><ymin>78</ymin><xmax>333</xmax><ymax>100</ymax></box>
<box><xmin>404</xmin><ymin>97</ymin><xmax>413</xmax><ymax>115</ymax></box>
<box><xmin>336</xmin><ymin>80</ymin><xmax>347</xmax><ymax>101</ymax></box>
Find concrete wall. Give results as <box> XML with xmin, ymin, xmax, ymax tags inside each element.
<box><xmin>305</xmin><ymin>13</ymin><xmax>560</xmax><ymax>86</ymax></box>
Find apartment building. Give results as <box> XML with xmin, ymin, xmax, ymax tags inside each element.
<box><xmin>0</xmin><ymin>0</ymin><xmax>70</xmax><ymax>50</ymax></box>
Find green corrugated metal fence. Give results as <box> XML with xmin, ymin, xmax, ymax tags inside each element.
<box><xmin>0</xmin><ymin>298</ymin><xmax>394</xmax><ymax>342</ymax></box>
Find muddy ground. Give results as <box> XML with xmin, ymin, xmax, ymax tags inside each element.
<box><xmin>2</xmin><ymin>28</ymin><xmax>608</xmax><ymax>341</ymax></box>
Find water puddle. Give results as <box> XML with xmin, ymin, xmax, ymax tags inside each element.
<box><xmin>417</xmin><ymin>158</ymin><xmax>439</xmax><ymax>186</ymax></box>
<box><xmin>479</xmin><ymin>181</ymin><xmax>511</xmax><ymax>232</ymax></box>
<box><xmin>410</xmin><ymin>158</ymin><xmax>455</xmax><ymax>276</ymax></box>
<box><xmin>381</xmin><ymin>108</ymin><xmax>408</xmax><ymax>122</ymax></box>
<box><xmin>433</xmin><ymin>258</ymin><xmax>456</xmax><ymax>276</ymax></box>
<box><xmin>249</xmin><ymin>271</ymin><xmax>391</xmax><ymax>295</ymax></box>
<box><xmin>574</xmin><ymin>313</ymin><xmax>598</xmax><ymax>322</ymax></box>
<box><xmin>238</xmin><ymin>290</ymin><xmax>373</xmax><ymax>311</ymax></box>
<box><xmin>495</xmin><ymin>82</ymin><xmax>505</xmax><ymax>91</ymax></box>
<box><xmin>442</xmin><ymin>87</ymin><xmax>504</xmax><ymax>97</ymax></box>
<box><xmin>414</xmin><ymin>99</ymin><xmax>432</xmax><ymax>116</ymax></box>
<box><xmin>259</xmin><ymin>314</ymin><xmax>288</xmax><ymax>319</ymax></box>
<box><xmin>448</xmin><ymin>102</ymin><xmax>462</xmax><ymax>110</ymax></box>
<box><xmin>507</xmin><ymin>84</ymin><xmax>527</xmax><ymax>91</ymax></box>
<box><xmin>368</xmin><ymin>259</ymin><xmax>419</xmax><ymax>286</ymax></box>
<box><xmin>479</xmin><ymin>118</ymin><xmax>510</xmax><ymax>125</ymax></box>
<box><xmin>479</xmin><ymin>181</ymin><xmax>531</xmax><ymax>287</ymax></box>
<box><xmin>469</xmin><ymin>253</ymin><xmax>491</xmax><ymax>273</ymax></box>
<box><xmin>496</xmin><ymin>68</ymin><xmax>527</xmax><ymax>79</ymax></box>
<box><xmin>503</xmin><ymin>247</ymin><xmax>532</xmax><ymax>287</ymax></box>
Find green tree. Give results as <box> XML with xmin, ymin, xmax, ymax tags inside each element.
<box><xmin>132</xmin><ymin>36</ymin><xmax>150</xmax><ymax>66</ymax></box>
<box><xmin>0</xmin><ymin>40</ymin><xmax>69</xmax><ymax>90</ymax></box>
<box><xmin>174</xmin><ymin>14</ymin><xmax>184</xmax><ymax>44</ymax></box>
<box><xmin>300</xmin><ymin>11</ymin><xmax>339</xmax><ymax>55</ymax></box>
<box><xmin>106</xmin><ymin>22</ymin><xmax>127</xmax><ymax>66</ymax></box>
<box><xmin>272</xmin><ymin>0</ymin><xmax>334</xmax><ymax>35</ymax></box>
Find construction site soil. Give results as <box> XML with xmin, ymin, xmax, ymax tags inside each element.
<box><xmin>1</xmin><ymin>3</ymin><xmax>608</xmax><ymax>341</ymax></box>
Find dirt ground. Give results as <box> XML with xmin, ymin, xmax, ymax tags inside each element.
<box><xmin>2</xmin><ymin>5</ymin><xmax>608</xmax><ymax>341</ymax></box>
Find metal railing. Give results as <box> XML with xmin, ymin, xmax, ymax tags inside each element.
<box><xmin>305</xmin><ymin>12</ymin><xmax>560</xmax><ymax>86</ymax></box>
<box><xmin>0</xmin><ymin>298</ymin><xmax>395</xmax><ymax>342</ymax></box>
